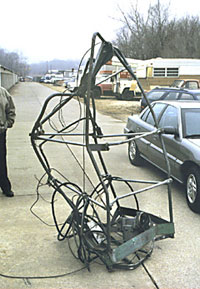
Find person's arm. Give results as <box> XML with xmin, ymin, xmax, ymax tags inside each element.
<box><xmin>5</xmin><ymin>91</ymin><xmax>16</xmax><ymax>128</ymax></box>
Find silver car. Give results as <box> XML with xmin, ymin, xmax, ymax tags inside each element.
<box><xmin>125</xmin><ymin>100</ymin><xmax>200</xmax><ymax>213</ymax></box>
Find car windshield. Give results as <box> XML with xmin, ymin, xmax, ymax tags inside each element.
<box><xmin>171</xmin><ymin>80</ymin><xmax>184</xmax><ymax>87</ymax></box>
<box><xmin>182</xmin><ymin>108</ymin><xmax>200</xmax><ymax>137</ymax></box>
<box><xmin>146</xmin><ymin>90</ymin><xmax>166</xmax><ymax>101</ymax></box>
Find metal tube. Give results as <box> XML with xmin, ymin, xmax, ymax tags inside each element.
<box><xmin>110</xmin><ymin>178</ymin><xmax>172</xmax><ymax>207</ymax></box>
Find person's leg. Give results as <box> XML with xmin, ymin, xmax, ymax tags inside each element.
<box><xmin>0</xmin><ymin>131</ymin><xmax>12</xmax><ymax>196</ymax></box>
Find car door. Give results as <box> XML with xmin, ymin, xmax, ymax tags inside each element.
<box><xmin>136</xmin><ymin>103</ymin><xmax>167</xmax><ymax>160</ymax></box>
<box><xmin>148</xmin><ymin>105</ymin><xmax>181</xmax><ymax>176</ymax></box>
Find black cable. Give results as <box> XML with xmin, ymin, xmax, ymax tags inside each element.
<box><xmin>43</xmin><ymin>103</ymin><xmax>97</xmax><ymax>191</ymax></box>
<box><xmin>30</xmin><ymin>173</ymin><xmax>56</xmax><ymax>226</ymax></box>
<box><xmin>30</xmin><ymin>168</ymin><xmax>71</xmax><ymax>227</ymax></box>
<box><xmin>51</xmin><ymin>181</ymin><xmax>83</xmax><ymax>240</ymax></box>
<box><xmin>0</xmin><ymin>266</ymin><xmax>87</xmax><ymax>280</ymax></box>
<box><xmin>112</xmin><ymin>176</ymin><xmax>139</xmax><ymax>211</ymax></box>
<box><xmin>136</xmin><ymin>252</ymin><xmax>160</xmax><ymax>289</ymax></box>
<box><xmin>47</xmin><ymin>94</ymin><xmax>83</xmax><ymax>133</ymax></box>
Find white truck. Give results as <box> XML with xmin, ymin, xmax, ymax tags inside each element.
<box><xmin>65</xmin><ymin>57</ymin><xmax>141</xmax><ymax>99</ymax></box>
<box><xmin>64</xmin><ymin>75</ymin><xmax>77</xmax><ymax>91</ymax></box>
<box><xmin>93</xmin><ymin>57</ymin><xmax>141</xmax><ymax>99</ymax></box>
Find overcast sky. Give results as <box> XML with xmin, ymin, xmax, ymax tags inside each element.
<box><xmin>1</xmin><ymin>0</ymin><xmax>200</xmax><ymax>63</ymax></box>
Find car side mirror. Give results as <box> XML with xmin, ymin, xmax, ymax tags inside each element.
<box><xmin>163</xmin><ymin>126</ymin><xmax>179</xmax><ymax>137</ymax></box>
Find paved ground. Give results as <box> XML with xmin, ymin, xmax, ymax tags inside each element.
<box><xmin>0</xmin><ymin>82</ymin><xmax>200</xmax><ymax>289</ymax></box>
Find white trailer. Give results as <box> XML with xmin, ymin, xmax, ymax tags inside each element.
<box><xmin>135</xmin><ymin>58</ymin><xmax>200</xmax><ymax>91</ymax></box>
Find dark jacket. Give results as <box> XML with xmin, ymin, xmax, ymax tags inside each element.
<box><xmin>0</xmin><ymin>86</ymin><xmax>16</xmax><ymax>133</ymax></box>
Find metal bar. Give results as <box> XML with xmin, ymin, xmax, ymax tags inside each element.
<box><xmin>111</xmin><ymin>177</ymin><xmax>160</xmax><ymax>185</ymax></box>
<box><xmin>112</xmin><ymin>227</ymin><xmax>155</xmax><ymax>263</ymax></box>
<box><xmin>96</xmin><ymin>68</ymin><xmax>125</xmax><ymax>85</ymax></box>
<box><xmin>30</xmin><ymin>93</ymin><xmax>73</xmax><ymax>135</ymax></box>
<box><xmin>112</xmin><ymin>221</ymin><xmax>174</xmax><ymax>263</ymax></box>
<box><xmin>37</xmin><ymin>129</ymin><xmax>160</xmax><ymax>148</ymax></box>
<box><xmin>35</xmin><ymin>137</ymin><xmax>86</xmax><ymax>147</ymax></box>
<box><xmin>110</xmin><ymin>178</ymin><xmax>172</xmax><ymax>207</ymax></box>
<box><xmin>85</xmin><ymin>33</ymin><xmax>114</xmax><ymax>254</ymax></box>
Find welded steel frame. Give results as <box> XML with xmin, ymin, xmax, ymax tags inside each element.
<box><xmin>30</xmin><ymin>32</ymin><xmax>174</xmax><ymax>271</ymax></box>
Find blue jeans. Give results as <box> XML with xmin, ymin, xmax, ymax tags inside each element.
<box><xmin>0</xmin><ymin>131</ymin><xmax>11</xmax><ymax>193</ymax></box>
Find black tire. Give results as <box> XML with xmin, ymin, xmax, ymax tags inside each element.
<box><xmin>115</xmin><ymin>93</ymin><xmax>122</xmax><ymax>100</ymax></box>
<box><xmin>93</xmin><ymin>86</ymin><xmax>101</xmax><ymax>98</ymax></box>
<box><xmin>128</xmin><ymin>139</ymin><xmax>143</xmax><ymax>166</ymax></box>
<box><xmin>186</xmin><ymin>166</ymin><xmax>200</xmax><ymax>213</ymax></box>
<box><xmin>122</xmin><ymin>88</ymin><xmax>134</xmax><ymax>100</ymax></box>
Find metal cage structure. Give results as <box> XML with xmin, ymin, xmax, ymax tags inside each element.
<box><xmin>30</xmin><ymin>33</ymin><xmax>175</xmax><ymax>271</ymax></box>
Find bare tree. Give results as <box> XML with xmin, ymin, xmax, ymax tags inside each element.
<box><xmin>0</xmin><ymin>48</ymin><xmax>30</xmax><ymax>76</ymax></box>
<box><xmin>144</xmin><ymin>0</ymin><xmax>171</xmax><ymax>57</ymax></box>
<box><xmin>114</xmin><ymin>1</ymin><xmax>147</xmax><ymax>59</ymax></box>
<box><xmin>113</xmin><ymin>0</ymin><xmax>200</xmax><ymax>59</ymax></box>
<box><xmin>173</xmin><ymin>16</ymin><xmax>200</xmax><ymax>58</ymax></box>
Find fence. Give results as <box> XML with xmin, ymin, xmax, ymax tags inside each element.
<box><xmin>0</xmin><ymin>65</ymin><xmax>18</xmax><ymax>90</ymax></box>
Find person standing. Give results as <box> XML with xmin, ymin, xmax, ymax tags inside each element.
<box><xmin>0</xmin><ymin>86</ymin><xmax>16</xmax><ymax>197</ymax></box>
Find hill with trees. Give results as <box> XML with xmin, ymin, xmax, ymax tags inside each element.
<box><xmin>29</xmin><ymin>59</ymin><xmax>80</xmax><ymax>76</ymax></box>
<box><xmin>0</xmin><ymin>48</ymin><xmax>29</xmax><ymax>76</ymax></box>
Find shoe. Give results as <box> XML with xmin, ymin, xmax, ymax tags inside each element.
<box><xmin>3</xmin><ymin>191</ymin><xmax>14</xmax><ymax>197</ymax></box>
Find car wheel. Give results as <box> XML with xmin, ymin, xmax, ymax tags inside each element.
<box><xmin>186</xmin><ymin>166</ymin><xmax>200</xmax><ymax>213</ymax></box>
<box><xmin>128</xmin><ymin>139</ymin><xmax>143</xmax><ymax>166</ymax></box>
<box><xmin>122</xmin><ymin>88</ymin><xmax>133</xmax><ymax>100</ymax></box>
<box><xmin>115</xmin><ymin>93</ymin><xmax>122</xmax><ymax>100</ymax></box>
<box><xmin>93</xmin><ymin>86</ymin><xmax>101</xmax><ymax>98</ymax></box>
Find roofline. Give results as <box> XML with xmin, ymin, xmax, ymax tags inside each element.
<box><xmin>0</xmin><ymin>64</ymin><xmax>16</xmax><ymax>74</ymax></box>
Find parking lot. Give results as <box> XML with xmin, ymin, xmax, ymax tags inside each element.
<box><xmin>1</xmin><ymin>81</ymin><xmax>200</xmax><ymax>289</ymax></box>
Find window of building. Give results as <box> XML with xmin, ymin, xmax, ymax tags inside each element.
<box><xmin>153</xmin><ymin>68</ymin><xmax>165</xmax><ymax>77</ymax></box>
<box><xmin>167</xmin><ymin>68</ymin><xmax>179</xmax><ymax>77</ymax></box>
<box><xmin>153</xmin><ymin>67</ymin><xmax>179</xmax><ymax>77</ymax></box>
